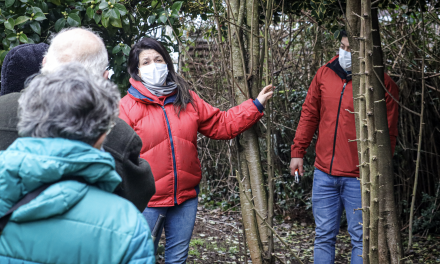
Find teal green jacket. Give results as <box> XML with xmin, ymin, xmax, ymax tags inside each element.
<box><xmin>0</xmin><ymin>138</ymin><xmax>155</xmax><ymax>264</ymax></box>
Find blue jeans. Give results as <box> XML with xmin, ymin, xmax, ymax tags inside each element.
<box><xmin>312</xmin><ymin>168</ymin><xmax>363</xmax><ymax>264</ymax></box>
<box><xmin>142</xmin><ymin>197</ymin><xmax>198</xmax><ymax>264</ymax></box>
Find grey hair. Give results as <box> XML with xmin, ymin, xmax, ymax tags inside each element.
<box><xmin>18</xmin><ymin>63</ymin><xmax>120</xmax><ymax>146</ymax></box>
<box><xmin>41</xmin><ymin>27</ymin><xmax>108</xmax><ymax>77</ymax></box>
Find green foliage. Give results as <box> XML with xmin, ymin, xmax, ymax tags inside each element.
<box><xmin>0</xmin><ymin>0</ymin><xmax>188</xmax><ymax>91</ymax></box>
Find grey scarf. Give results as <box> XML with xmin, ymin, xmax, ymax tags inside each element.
<box><xmin>142</xmin><ymin>81</ymin><xmax>177</xmax><ymax>97</ymax></box>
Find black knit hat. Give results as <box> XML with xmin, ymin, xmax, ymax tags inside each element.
<box><xmin>0</xmin><ymin>43</ymin><xmax>49</xmax><ymax>96</ymax></box>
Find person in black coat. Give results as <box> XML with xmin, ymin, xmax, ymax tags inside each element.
<box><xmin>0</xmin><ymin>36</ymin><xmax>155</xmax><ymax>212</ymax></box>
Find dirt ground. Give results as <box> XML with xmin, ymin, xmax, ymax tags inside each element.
<box><xmin>155</xmin><ymin>205</ymin><xmax>440</xmax><ymax>263</ymax></box>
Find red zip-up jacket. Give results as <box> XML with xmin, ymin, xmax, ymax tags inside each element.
<box><xmin>120</xmin><ymin>78</ymin><xmax>264</xmax><ymax>207</ymax></box>
<box><xmin>291</xmin><ymin>56</ymin><xmax>399</xmax><ymax>177</ymax></box>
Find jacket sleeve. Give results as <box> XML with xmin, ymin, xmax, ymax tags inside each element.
<box><xmin>120</xmin><ymin>214</ymin><xmax>156</xmax><ymax>264</ymax></box>
<box><xmin>194</xmin><ymin>91</ymin><xmax>264</xmax><ymax>140</ymax></box>
<box><xmin>291</xmin><ymin>70</ymin><xmax>322</xmax><ymax>158</ymax></box>
<box><xmin>105</xmin><ymin>118</ymin><xmax>156</xmax><ymax>212</ymax></box>
<box><xmin>384</xmin><ymin>73</ymin><xmax>399</xmax><ymax>155</ymax></box>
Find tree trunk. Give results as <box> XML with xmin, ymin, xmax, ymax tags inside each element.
<box><xmin>246</xmin><ymin>0</ymin><xmax>260</xmax><ymax>98</ymax></box>
<box><xmin>349</xmin><ymin>0</ymin><xmax>370</xmax><ymax>261</ymax></box>
<box><xmin>238</xmin><ymin>150</ymin><xmax>264</xmax><ymax>264</ymax></box>
<box><xmin>371</xmin><ymin>8</ymin><xmax>403</xmax><ymax>264</ymax></box>
<box><xmin>229</xmin><ymin>0</ymin><xmax>269</xmax><ymax>252</ymax></box>
<box><xmin>363</xmin><ymin>0</ymin><xmax>379</xmax><ymax>262</ymax></box>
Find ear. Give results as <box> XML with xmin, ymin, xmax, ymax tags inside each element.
<box><xmin>42</xmin><ymin>57</ymin><xmax>46</xmax><ymax>66</ymax></box>
<box><xmin>93</xmin><ymin>133</ymin><xmax>107</xmax><ymax>149</ymax></box>
<box><xmin>103</xmin><ymin>70</ymin><xmax>109</xmax><ymax>79</ymax></box>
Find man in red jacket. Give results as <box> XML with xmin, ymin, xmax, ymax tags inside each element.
<box><xmin>289</xmin><ymin>30</ymin><xmax>399</xmax><ymax>264</ymax></box>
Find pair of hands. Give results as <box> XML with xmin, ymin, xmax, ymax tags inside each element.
<box><xmin>258</xmin><ymin>84</ymin><xmax>303</xmax><ymax>177</ymax></box>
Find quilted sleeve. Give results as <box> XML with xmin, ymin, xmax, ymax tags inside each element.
<box><xmin>194</xmin><ymin>91</ymin><xmax>264</xmax><ymax>140</ymax></box>
<box><xmin>120</xmin><ymin>214</ymin><xmax>156</xmax><ymax>264</ymax></box>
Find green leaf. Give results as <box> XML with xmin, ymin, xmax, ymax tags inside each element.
<box><xmin>105</xmin><ymin>9</ymin><xmax>118</xmax><ymax>19</ymax></box>
<box><xmin>122</xmin><ymin>45</ymin><xmax>130</xmax><ymax>56</ymax></box>
<box><xmin>2</xmin><ymin>38</ymin><xmax>11</xmax><ymax>49</ymax></box>
<box><xmin>31</xmin><ymin>7</ymin><xmax>43</xmax><ymax>14</ymax></box>
<box><xmin>101</xmin><ymin>16</ymin><xmax>109</xmax><ymax>28</ymax></box>
<box><xmin>7</xmin><ymin>33</ymin><xmax>18</xmax><ymax>41</ymax></box>
<box><xmin>19</xmin><ymin>34</ymin><xmax>28</xmax><ymax>43</ymax></box>
<box><xmin>30</xmin><ymin>21</ymin><xmax>41</xmax><ymax>35</ymax></box>
<box><xmin>0</xmin><ymin>50</ymin><xmax>9</xmax><ymax>62</ymax></box>
<box><xmin>33</xmin><ymin>12</ymin><xmax>46</xmax><ymax>21</ymax></box>
<box><xmin>94</xmin><ymin>13</ymin><xmax>102</xmax><ymax>24</ymax></box>
<box><xmin>115</xmin><ymin>54</ymin><xmax>124</xmax><ymax>65</ymax></box>
<box><xmin>15</xmin><ymin>16</ymin><xmax>30</xmax><ymax>25</ymax></box>
<box><xmin>20</xmin><ymin>0</ymin><xmax>29</xmax><ymax>2</ymax></box>
<box><xmin>99</xmin><ymin>1</ymin><xmax>109</xmax><ymax>9</ymax></box>
<box><xmin>5</xmin><ymin>0</ymin><xmax>15</xmax><ymax>8</ymax></box>
<box><xmin>54</xmin><ymin>18</ymin><xmax>66</xmax><ymax>32</ymax></box>
<box><xmin>110</xmin><ymin>17</ymin><xmax>122</xmax><ymax>28</ymax></box>
<box><xmin>67</xmin><ymin>13</ymin><xmax>81</xmax><ymax>27</ymax></box>
<box><xmin>4</xmin><ymin>18</ymin><xmax>15</xmax><ymax>30</ymax></box>
<box><xmin>114</xmin><ymin>3</ymin><xmax>127</xmax><ymax>16</ymax></box>
<box><xmin>171</xmin><ymin>1</ymin><xmax>183</xmax><ymax>12</ymax></box>
<box><xmin>112</xmin><ymin>45</ymin><xmax>121</xmax><ymax>54</ymax></box>
<box><xmin>333</xmin><ymin>30</ymin><xmax>340</xmax><ymax>39</ymax></box>
<box><xmin>39</xmin><ymin>1</ymin><xmax>49</xmax><ymax>12</ymax></box>
<box><xmin>50</xmin><ymin>0</ymin><xmax>61</xmax><ymax>5</ymax></box>
<box><xmin>87</xmin><ymin>7</ymin><xmax>94</xmax><ymax>19</ymax></box>
<box><xmin>159</xmin><ymin>14</ymin><xmax>167</xmax><ymax>24</ymax></box>
<box><xmin>148</xmin><ymin>15</ymin><xmax>156</xmax><ymax>24</ymax></box>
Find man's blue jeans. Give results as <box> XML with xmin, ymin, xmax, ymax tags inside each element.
<box><xmin>142</xmin><ymin>197</ymin><xmax>198</xmax><ymax>264</ymax></box>
<box><xmin>312</xmin><ymin>168</ymin><xmax>363</xmax><ymax>264</ymax></box>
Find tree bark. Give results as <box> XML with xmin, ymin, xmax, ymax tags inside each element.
<box><xmin>229</xmin><ymin>0</ymin><xmax>269</xmax><ymax>252</ymax></box>
<box><xmin>371</xmin><ymin>7</ymin><xmax>403</xmax><ymax>264</ymax></box>
<box><xmin>349</xmin><ymin>0</ymin><xmax>370</xmax><ymax>262</ymax></box>
<box><xmin>238</xmin><ymin>150</ymin><xmax>263</xmax><ymax>264</ymax></box>
<box><xmin>363</xmin><ymin>0</ymin><xmax>379</xmax><ymax>262</ymax></box>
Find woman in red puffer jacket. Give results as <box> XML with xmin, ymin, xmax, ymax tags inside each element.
<box><xmin>119</xmin><ymin>38</ymin><xmax>273</xmax><ymax>263</ymax></box>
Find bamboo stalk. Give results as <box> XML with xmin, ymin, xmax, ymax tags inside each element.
<box><xmin>408</xmin><ymin>1</ymin><xmax>426</xmax><ymax>251</ymax></box>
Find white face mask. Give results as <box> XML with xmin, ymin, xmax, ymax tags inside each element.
<box><xmin>338</xmin><ymin>48</ymin><xmax>352</xmax><ymax>71</ymax></box>
<box><xmin>139</xmin><ymin>63</ymin><xmax>169</xmax><ymax>86</ymax></box>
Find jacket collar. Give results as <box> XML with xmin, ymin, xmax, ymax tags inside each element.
<box><xmin>128</xmin><ymin>78</ymin><xmax>177</xmax><ymax>106</ymax></box>
<box><xmin>326</xmin><ymin>55</ymin><xmax>352</xmax><ymax>82</ymax></box>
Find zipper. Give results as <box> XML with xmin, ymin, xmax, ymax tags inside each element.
<box><xmin>161</xmin><ymin>105</ymin><xmax>178</xmax><ymax>204</ymax></box>
<box><xmin>329</xmin><ymin>82</ymin><xmax>347</xmax><ymax>175</ymax></box>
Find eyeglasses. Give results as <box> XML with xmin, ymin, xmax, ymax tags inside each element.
<box><xmin>106</xmin><ymin>121</ymin><xmax>116</xmax><ymax>135</ymax></box>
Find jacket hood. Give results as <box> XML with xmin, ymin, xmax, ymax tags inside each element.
<box><xmin>0</xmin><ymin>137</ymin><xmax>121</xmax><ymax>221</ymax></box>
<box><xmin>0</xmin><ymin>43</ymin><xmax>49</xmax><ymax>96</ymax></box>
<box><xmin>326</xmin><ymin>55</ymin><xmax>352</xmax><ymax>82</ymax></box>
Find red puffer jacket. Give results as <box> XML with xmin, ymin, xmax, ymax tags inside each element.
<box><xmin>120</xmin><ymin>78</ymin><xmax>264</xmax><ymax>207</ymax></box>
<box><xmin>291</xmin><ymin>56</ymin><xmax>399</xmax><ymax>177</ymax></box>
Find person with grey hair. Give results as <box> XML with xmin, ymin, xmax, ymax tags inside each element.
<box><xmin>0</xmin><ymin>63</ymin><xmax>155</xmax><ymax>264</ymax></box>
<box><xmin>0</xmin><ymin>27</ymin><xmax>156</xmax><ymax>212</ymax></box>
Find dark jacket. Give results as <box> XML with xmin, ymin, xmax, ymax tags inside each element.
<box><xmin>291</xmin><ymin>56</ymin><xmax>399</xmax><ymax>177</ymax></box>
